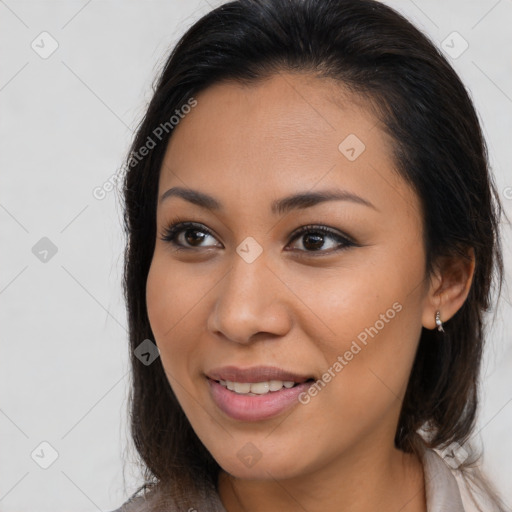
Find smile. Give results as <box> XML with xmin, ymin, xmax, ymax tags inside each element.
<box><xmin>217</xmin><ymin>379</ymin><xmax>299</xmax><ymax>395</ymax></box>
<box><xmin>207</xmin><ymin>377</ymin><xmax>314</xmax><ymax>421</ymax></box>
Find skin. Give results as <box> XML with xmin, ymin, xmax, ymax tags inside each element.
<box><xmin>145</xmin><ymin>72</ymin><xmax>474</xmax><ymax>512</ymax></box>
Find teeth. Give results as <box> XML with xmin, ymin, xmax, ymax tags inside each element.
<box><xmin>218</xmin><ymin>379</ymin><xmax>297</xmax><ymax>394</ymax></box>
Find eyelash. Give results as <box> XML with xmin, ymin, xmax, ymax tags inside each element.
<box><xmin>159</xmin><ymin>216</ymin><xmax>357</xmax><ymax>256</ymax></box>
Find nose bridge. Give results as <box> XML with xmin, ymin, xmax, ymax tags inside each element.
<box><xmin>209</xmin><ymin>242</ymin><xmax>288</xmax><ymax>343</ymax></box>
<box><xmin>221</xmin><ymin>244</ymin><xmax>270</xmax><ymax>319</ymax></box>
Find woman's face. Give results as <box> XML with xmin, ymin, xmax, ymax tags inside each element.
<box><xmin>146</xmin><ymin>72</ymin><xmax>431</xmax><ymax>480</ymax></box>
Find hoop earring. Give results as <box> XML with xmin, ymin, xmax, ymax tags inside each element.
<box><xmin>435</xmin><ymin>310</ymin><xmax>444</xmax><ymax>332</ymax></box>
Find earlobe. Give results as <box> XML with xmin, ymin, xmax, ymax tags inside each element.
<box><xmin>421</xmin><ymin>248</ymin><xmax>475</xmax><ymax>331</ymax></box>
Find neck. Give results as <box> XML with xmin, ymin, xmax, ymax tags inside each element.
<box><xmin>217</xmin><ymin>442</ymin><xmax>426</xmax><ymax>512</ymax></box>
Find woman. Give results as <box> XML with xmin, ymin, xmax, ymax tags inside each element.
<box><xmin>114</xmin><ymin>0</ymin><xmax>509</xmax><ymax>510</ymax></box>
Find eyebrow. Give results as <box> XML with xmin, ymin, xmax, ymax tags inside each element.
<box><xmin>159</xmin><ymin>186</ymin><xmax>377</xmax><ymax>215</ymax></box>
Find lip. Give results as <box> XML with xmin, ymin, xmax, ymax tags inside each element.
<box><xmin>207</xmin><ymin>377</ymin><xmax>313</xmax><ymax>421</ymax></box>
<box><xmin>206</xmin><ymin>365</ymin><xmax>313</xmax><ymax>384</ymax></box>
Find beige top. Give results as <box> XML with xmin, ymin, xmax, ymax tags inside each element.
<box><xmin>111</xmin><ymin>449</ymin><xmax>466</xmax><ymax>512</ymax></box>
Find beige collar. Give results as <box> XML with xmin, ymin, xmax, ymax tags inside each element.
<box><xmin>422</xmin><ymin>448</ymin><xmax>466</xmax><ymax>511</ymax></box>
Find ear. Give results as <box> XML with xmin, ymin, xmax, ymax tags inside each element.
<box><xmin>421</xmin><ymin>247</ymin><xmax>475</xmax><ymax>330</ymax></box>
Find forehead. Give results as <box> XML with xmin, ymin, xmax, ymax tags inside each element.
<box><xmin>158</xmin><ymin>72</ymin><xmax>416</xmax><ymax>219</ymax></box>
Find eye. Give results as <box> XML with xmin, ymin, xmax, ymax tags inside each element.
<box><xmin>159</xmin><ymin>218</ymin><xmax>356</xmax><ymax>255</ymax></box>
<box><xmin>159</xmin><ymin>218</ymin><xmax>220</xmax><ymax>250</ymax></box>
<box><xmin>286</xmin><ymin>224</ymin><xmax>355</xmax><ymax>255</ymax></box>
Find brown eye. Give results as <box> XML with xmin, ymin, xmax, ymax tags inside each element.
<box><xmin>160</xmin><ymin>221</ymin><xmax>219</xmax><ymax>249</ymax></box>
<box><xmin>287</xmin><ymin>225</ymin><xmax>355</xmax><ymax>255</ymax></box>
<box><xmin>181</xmin><ymin>228</ymin><xmax>208</xmax><ymax>246</ymax></box>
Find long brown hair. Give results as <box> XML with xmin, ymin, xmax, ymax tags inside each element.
<box><xmin>119</xmin><ymin>0</ymin><xmax>508</xmax><ymax>509</ymax></box>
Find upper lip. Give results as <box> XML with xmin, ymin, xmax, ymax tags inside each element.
<box><xmin>206</xmin><ymin>366</ymin><xmax>313</xmax><ymax>384</ymax></box>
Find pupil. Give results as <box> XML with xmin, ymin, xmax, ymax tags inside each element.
<box><xmin>185</xmin><ymin>229</ymin><xmax>205</xmax><ymax>246</ymax></box>
<box><xmin>304</xmin><ymin>233</ymin><xmax>323</xmax><ymax>250</ymax></box>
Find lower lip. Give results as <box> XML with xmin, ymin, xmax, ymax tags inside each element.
<box><xmin>207</xmin><ymin>378</ymin><xmax>313</xmax><ymax>421</ymax></box>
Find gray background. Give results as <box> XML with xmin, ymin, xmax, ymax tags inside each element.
<box><xmin>1</xmin><ymin>1</ymin><xmax>511</xmax><ymax>511</ymax></box>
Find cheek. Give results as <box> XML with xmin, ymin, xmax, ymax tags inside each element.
<box><xmin>146</xmin><ymin>259</ymin><xmax>172</xmax><ymax>341</ymax></box>
<box><xmin>292</xmin><ymin>245</ymin><xmax>425</xmax><ymax>358</ymax></box>
<box><xmin>145</xmin><ymin>256</ymin><xmax>198</xmax><ymax>374</ymax></box>
<box><xmin>294</xmin><ymin>292</ymin><xmax>423</xmax><ymax>462</ymax></box>
<box><xmin>146</xmin><ymin>253</ymin><xmax>204</xmax><ymax>337</ymax></box>
<box><xmin>301</xmin><ymin>241</ymin><xmax>426</xmax><ymax>414</ymax></box>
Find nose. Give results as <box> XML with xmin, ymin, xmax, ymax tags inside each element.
<box><xmin>207</xmin><ymin>247</ymin><xmax>292</xmax><ymax>345</ymax></box>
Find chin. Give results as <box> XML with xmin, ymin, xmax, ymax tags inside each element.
<box><xmin>210</xmin><ymin>443</ymin><xmax>310</xmax><ymax>481</ymax></box>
